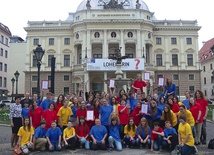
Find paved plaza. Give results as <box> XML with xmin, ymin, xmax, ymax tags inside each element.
<box><xmin>1</xmin><ymin>122</ymin><xmax>214</xmax><ymax>155</ymax></box>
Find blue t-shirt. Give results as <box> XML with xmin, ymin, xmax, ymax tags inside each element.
<box><xmin>149</xmin><ymin>107</ymin><xmax>162</xmax><ymax>120</ymax></box>
<box><xmin>163</xmin><ymin>127</ymin><xmax>177</xmax><ymax>138</ymax></box>
<box><xmin>41</xmin><ymin>99</ymin><xmax>54</xmax><ymax>110</ymax></box>
<box><xmin>72</xmin><ymin>106</ymin><xmax>78</xmax><ymax>118</ymax></box>
<box><xmin>34</xmin><ymin>126</ymin><xmax>46</xmax><ymax>138</ymax></box>
<box><xmin>182</xmin><ymin>99</ymin><xmax>190</xmax><ymax>110</ymax></box>
<box><xmin>22</xmin><ymin>107</ymin><xmax>30</xmax><ymax>118</ymax></box>
<box><xmin>90</xmin><ymin>125</ymin><xmax>107</xmax><ymax>143</ymax></box>
<box><xmin>37</xmin><ymin>98</ymin><xmax>42</xmax><ymax>107</ymax></box>
<box><xmin>108</xmin><ymin>124</ymin><xmax>121</xmax><ymax>142</ymax></box>
<box><xmin>136</xmin><ymin>126</ymin><xmax>151</xmax><ymax>139</ymax></box>
<box><xmin>157</xmin><ymin>103</ymin><xmax>165</xmax><ymax>112</ymax></box>
<box><xmin>129</xmin><ymin>97</ymin><xmax>137</xmax><ymax>111</ymax></box>
<box><xmin>99</xmin><ymin>105</ymin><xmax>113</xmax><ymax>126</ymax></box>
<box><xmin>164</xmin><ymin>83</ymin><xmax>176</xmax><ymax>99</ymax></box>
<box><xmin>46</xmin><ymin>127</ymin><xmax>62</xmax><ymax>143</ymax></box>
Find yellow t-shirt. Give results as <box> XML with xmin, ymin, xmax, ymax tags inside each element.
<box><xmin>113</xmin><ymin>104</ymin><xmax>119</xmax><ymax>114</ymax></box>
<box><xmin>178</xmin><ymin>122</ymin><xmax>194</xmax><ymax>146</ymax></box>
<box><xmin>162</xmin><ymin>110</ymin><xmax>177</xmax><ymax>127</ymax></box>
<box><xmin>178</xmin><ymin>110</ymin><xmax>195</xmax><ymax>126</ymax></box>
<box><xmin>68</xmin><ymin>101</ymin><xmax>73</xmax><ymax>106</ymax></box>
<box><xmin>124</xmin><ymin>125</ymin><xmax>137</xmax><ymax>137</ymax></box>
<box><xmin>178</xmin><ymin>102</ymin><xmax>183</xmax><ymax>106</ymax></box>
<box><xmin>57</xmin><ymin>107</ymin><xmax>73</xmax><ymax>126</ymax></box>
<box><xmin>63</xmin><ymin>127</ymin><xmax>75</xmax><ymax>138</ymax></box>
<box><xmin>17</xmin><ymin>126</ymin><xmax>34</xmax><ymax>146</ymax></box>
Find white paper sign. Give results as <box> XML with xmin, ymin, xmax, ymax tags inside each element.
<box><xmin>144</xmin><ymin>72</ymin><xmax>150</xmax><ymax>80</ymax></box>
<box><xmin>86</xmin><ymin>110</ymin><xmax>94</xmax><ymax>121</ymax></box>
<box><xmin>42</xmin><ymin>80</ymin><xmax>49</xmax><ymax>90</ymax></box>
<box><xmin>158</xmin><ymin>78</ymin><xmax>164</xmax><ymax>86</ymax></box>
<box><xmin>141</xmin><ymin>104</ymin><xmax>148</xmax><ymax>114</ymax></box>
<box><xmin>109</xmin><ymin>79</ymin><xmax>115</xmax><ymax>88</ymax></box>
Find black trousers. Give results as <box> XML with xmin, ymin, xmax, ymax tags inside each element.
<box><xmin>90</xmin><ymin>142</ymin><xmax>106</xmax><ymax>150</ymax></box>
<box><xmin>65</xmin><ymin>136</ymin><xmax>77</xmax><ymax>150</ymax></box>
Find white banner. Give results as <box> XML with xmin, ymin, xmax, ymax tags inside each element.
<box><xmin>86</xmin><ymin>58</ymin><xmax>144</xmax><ymax>71</ymax></box>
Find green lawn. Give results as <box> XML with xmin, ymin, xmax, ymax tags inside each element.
<box><xmin>0</xmin><ymin>109</ymin><xmax>10</xmax><ymax>124</ymax></box>
<box><xmin>207</xmin><ymin>105</ymin><xmax>214</xmax><ymax>121</ymax></box>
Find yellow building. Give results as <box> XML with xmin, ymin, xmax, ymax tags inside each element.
<box><xmin>24</xmin><ymin>0</ymin><xmax>201</xmax><ymax>96</ymax></box>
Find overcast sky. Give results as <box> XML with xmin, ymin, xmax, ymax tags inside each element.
<box><xmin>1</xmin><ymin>0</ymin><xmax>213</xmax><ymax>49</ymax></box>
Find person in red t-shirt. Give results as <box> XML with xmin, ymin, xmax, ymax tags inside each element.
<box><xmin>54</xmin><ymin>94</ymin><xmax>65</xmax><ymax>114</ymax></box>
<box><xmin>150</xmin><ymin>122</ymin><xmax>164</xmax><ymax>152</ymax></box>
<box><xmin>132</xmin><ymin>74</ymin><xmax>147</xmax><ymax>93</ymax></box>
<box><xmin>42</xmin><ymin>103</ymin><xmax>58</xmax><ymax>130</ymax></box>
<box><xmin>118</xmin><ymin>99</ymin><xmax>130</xmax><ymax>138</ymax></box>
<box><xmin>189</xmin><ymin>97</ymin><xmax>202</xmax><ymax>145</ymax></box>
<box><xmin>167</xmin><ymin>98</ymin><xmax>179</xmax><ymax>115</ymax></box>
<box><xmin>28</xmin><ymin>100</ymin><xmax>43</xmax><ymax>129</ymax></box>
<box><xmin>75</xmin><ymin>116</ymin><xmax>90</xmax><ymax>149</ymax></box>
<box><xmin>76</xmin><ymin>101</ymin><xmax>87</xmax><ymax>124</ymax></box>
<box><xmin>194</xmin><ymin>90</ymin><xmax>208</xmax><ymax>144</ymax></box>
<box><xmin>130</xmin><ymin>100</ymin><xmax>142</xmax><ymax>126</ymax></box>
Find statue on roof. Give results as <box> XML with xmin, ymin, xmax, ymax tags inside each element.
<box><xmin>103</xmin><ymin>0</ymin><xmax>125</xmax><ymax>9</ymax></box>
<box><xmin>136</xmin><ymin>0</ymin><xmax>141</xmax><ymax>9</ymax></box>
<box><xmin>86</xmin><ymin>0</ymin><xmax>91</xmax><ymax>9</ymax></box>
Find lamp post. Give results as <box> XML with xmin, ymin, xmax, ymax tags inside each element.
<box><xmin>14</xmin><ymin>71</ymin><xmax>20</xmax><ymax>95</ymax></box>
<box><xmin>33</xmin><ymin>45</ymin><xmax>45</xmax><ymax>97</ymax></box>
<box><xmin>11</xmin><ymin>78</ymin><xmax>15</xmax><ymax>102</ymax></box>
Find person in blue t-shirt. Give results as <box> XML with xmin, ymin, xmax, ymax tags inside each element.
<box><xmin>46</xmin><ymin>121</ymin><xmax>62</xmax><ymax>152</ymax></box>
<box><xmin>158</xmin><ymin>96</ymin><xmax>166</xmax><ymax>112</ymax></box>
<box><xmin>99</xmin><ymin>98</ymin><xmax>113</xmax><ymax>128</ymax></box>
<box><xmin>182</xmin><ymin>91</ymin><xmax>191</xmax><ymax>110</ymax></box>
<box><xmin>22</xmin><ymin>102</ymin><xmax>30</xmax><ymax>118</ymax></box>
<box><xmin>136</xmin><ymin>117</ymin><xmax>151</xmax><ymax>148</ymax></box>
<box><xmin>162</xmin><ymin>121</ymin><xmax>178</xmax><ymax>152</ymax></box>
<box><xmin>164</xmin><ymin>78</ymin><xmax>176</xmax><ymax>100</ymax></box>
<box><xmin>40</xmin><ymin>92</ymin><xmax>54</xmax><ymax>111</ymax></box>
<box><xmin>108</xmin><ymin>115</ymin><xmax>122</xmax><ymax>151</ymax></box>
<box><xmin>33</xmin><ymin>120</ymin><xmax>47</xmax><ymax>151</ymax></box>
<box><xmin>90</xmin><ymin>118</ymin><xmax>107</xmax><ymax>150</ymax></box>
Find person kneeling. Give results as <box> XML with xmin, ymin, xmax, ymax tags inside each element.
<box><xmin>90</xmin><ymin>118</ymin><xmax>107</xmax><ymax>150</ymax></box>
<box><xmin>151</xmin><ymin>121</ymin><xmax>164</xmax><ymax>151</ymax></box>
<box><xmin>33</xmin><ymin>120</ymin><xmax>47</xmax><ymax>151</ymax></box>
<box><xmin>46</xmin><ymin>121</ymin><xmax>62</xmax><ymax>152</ymax></box>
<box><xmin>63</xmin><ymin>120</ymin><xmax>77</xmax><ymax>150</ymax></box>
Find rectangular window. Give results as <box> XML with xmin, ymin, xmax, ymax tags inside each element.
<box><xmin>187</xmin><ymin>54</ymin><xmax>193</xmax><ymax>66</ymax></box>
<box><xmin>0</xmin><ymin>48</ymin><xmax>3</xmax><ymax>56</ymax></box>
<box><xmin>48</xmin><ymin>75</ymin><xmax>51</xmax><ymax>81</ymax></box>
<box><xmin>33</xmin><ymin>38</ymin><xmax>39</xmax><ymax>45</ymax></box>
<box><xmin>49</xmin><ymin>38</ymin><xmax>54</xmax><ymax>45</ymax></box>
<box><xmin>186</xmin><ymin>38</ymin><xmax>192</xmax><ymax>45</ymax></box>
<box><xmin>32</xmin><ymin>76</ymin><xmax>38</xmax><ymax>81</ymax></box>
<box><xmin>204</xmin><ymin>77</ymin><xmax>206</xmax><ymax>84</ymax></box>
<box><xmin>64</xmin><ymin>87</ymin><xmax>69</xmax><ymax>95</ymax></box>
<box><xmin>203</xmin><ymin>66</ymin><xmax>205</xmax><ymax>72</ymax></box>
<box><xmin>93</xmin><ymin>54</ymin><xmax>102</xmax><ymax>58</ymax></box>
<box><xmin>189</xmin><ymin>86</ymin><xmax>195</xmax><ymax>94</ymax></box>
<box><xmin>189</xmin><ymin>74</ymin><xmax>194</xmax><ymax>80</ymax></box>
<box><xmin>171</xmin><ymin>38</ymin><xmax>177</xmax><ymax>44</ymax></box>
<box><xmin>64</xmin><ymin>75</ymin><xmax>70</xmax><ymax>81</ymax></box>
<box><xmin>3</xmin><ymin>77</ymin><xmax>6</xmax><ymax>88</ymax></box>
<box><xmin>211</xmin><ymin>64</ymin><xmax>213</xmax><ymax>70</ymax></box>
<box><xmin>172</xmin><ymin>54</ymin><xmax>178</xmax><ymax>66</ymax></box>
<box><xmin>64</xmin><ymin>55</ymin><xmax>70</xmax><ymax>66</ymax></box>
<box><xmin>176</xmin><ymin>86</ymin><xmax>179</xmax><ymax>95</ymax></box>
<box><xmin>204</xmin><ymin>90</ymin><xmax>207</xmax><ymax>96</ymax></box>
<box><xmin>5</xmin><ymin>38</ymin><xmax>8</xmax><ymax>46</ymax></box>
<box><xmin>212</xmin><ymin>76</ymin><xmax>214</xmax><ymax>83</ymax></box>
<box><xmin>32</xmin><ymin>87</ymin><xmax>37</xmax><ymax>95</ymax></box>
<box><xmin>4</xmin><ymin>64</ymin><xmax>7</xmax><ymax>72</ymax></box>
<box><xmin>64</xmin><ymin>38</ymin><xmax>70</xmax><ymax>45</ymax></box>
<box><xmin>0</xmin><ymin>77</ymin><xmax>2</xmax><ymax>87</ymax></box>
<box><xmin>156</xmin><ymin>37</ymin><xmax>162</xmax><ymax>44</ymax></box>
<box><xmin>0</xmin><ymin>62</ymin><xmax>2</xmax><ymax>71</ymax></box>
<box><xmin>5</xmin><ymin>50</ymin><xmax>8</xmax><ymax>58</ymax></box>
<box><xmin>48</xmin><ymin>55</ymin><xmax>54</xmax><ymax>67</ymax></box>
<box><xmin>173</xmin><ymin>74</ymin><xmax>179</xmax><ymax>80</ymax></box>
<box><xmin>125</xmin><ymin>54</ymin><xmax>134</xmax><ymax>58</ymax></box>
<box><xmin>156</xmin><ymin>54</ymin><xmax>163</xmax><ymax>66</ymax></box>
<box><xmin>212</xmin><ymin>89</ymin><xmax>214</xmax><ymax>96</ymax></box>
<box><xmin>32</xmin><ymin>55</ymin><xmax>37</xmax><ymax>67</ymax></box>
<box><xmin>78</xmin><ymin>54</ymin><xmax>82</xmax><ymax>64</ymax></box>
<box><xmin>1</xmin><ymin>35</ymin><xmax>4</xmax><ymax>43</ymax></box>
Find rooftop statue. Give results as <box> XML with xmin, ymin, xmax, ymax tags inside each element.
<box><xmin>86</xmin><ymin>0</ymin><xmax>91</xmax><ymax>9</ymax></box>
<box><xmin>136</xmin><ymin>0</ymin><xmax>141</xmax><ymax>9</ymax></box>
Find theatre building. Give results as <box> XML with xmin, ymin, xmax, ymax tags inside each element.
<box><xmin>24</xmin><ymin>0</ymin><xmax>201</xmax><ymax>96</ymax></box>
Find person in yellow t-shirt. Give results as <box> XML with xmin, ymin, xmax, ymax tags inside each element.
<box><xmin>17</xmin><ymin>117</ymin><xmax>34</xmax><ymax>154</ymax></box>
<box><xmin>66</xmin><ymin>93</ymin><xmax>73</xmax><ymax>106</ymax></box>
<box><xmin>161</xmin><ymin>105</ymin><xmax>177</xmax><ymax>128</ymax></box>
<box><xmin>124</xmin><ymin>117</ymin><xmax>137</xmax><ymax>148</ymax></box>
<box><xmin>178</xmin><ymin>114</ymin><xmax>198</xmax><ymax>155</ymax></box>
<box><xmin>63</xmin><ymin>120</ymin><xmax>77</xmax><ymax>150</ymax></box>
<box><xmin>57</xmin><ymin>99</ymin><xmax>73</xmax><ymax>130</ymax></box>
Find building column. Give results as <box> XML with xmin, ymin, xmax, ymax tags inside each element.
<box><xmin>180</xmin><ymin>36</ymin><xmax>185</xmax><ymax>69</ymax></box>
<box><xmin>56</xmin><ymin>36</ymin><xmax>61</xmax><ymax>70</ymax></box>
<box><xmin>136</xmin><ymin>30</ymin><xmax>141</xmax><ymax>58</ymax></box>
<box><xmin>195</xmin><ymin>37</ymin><xmax>200</xmax><ymax>70</ymax></box>
<box><xmin>82</xmin><ymin>31</ymin><xmax>87</xmax><ymax>63</ymax></box>
<box><xmin>104</xmin><ymin>72</ymin><xmax>108</xmax><ymax>92</ymax></box>
<box><xmin>123</xmin><ymin>72</ymin><xmax>127</xmax><ymax>91</ymax></box>
<box><xmin>41</xmin><ymin>37</ymin><xmax>46</xmax><ymax>71</ymax></box>
<box><xmin>103</xmin><ymin>30</ymin><xmax>108</xmax><ymax>58</ymax></box>
<box><xmin>165</xmin><ymin>36</ymin><xmax>170</xmax><ymax>70</ymax></box>
<box><xmin>87</xmin><ymin>30</ymin><xmax>91</xmax><ymax>58</ymax></box>
<box><xmin>141</xmin><ymin>31</ymin><xmax>145</xmax><ymax>58</ymax></box>
<box><xmin>120</xmin><ymin>29</ymin><xmax>125</xmax><ymax>56</ymax></box>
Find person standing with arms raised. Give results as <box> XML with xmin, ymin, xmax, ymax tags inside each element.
<box><xmin>132</xmin><ymin>74</ymin><xmax>147</xmax><ymax>93</ymax></box>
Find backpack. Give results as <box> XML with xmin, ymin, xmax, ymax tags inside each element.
<box><xmin>208</xmin><ymin>139</ymin><xmax>214</xmax><ymax>149</ymax></box>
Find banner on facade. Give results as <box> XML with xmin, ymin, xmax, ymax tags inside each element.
<box><xmin>86</xmin><ymin>58</ymin><xmax>144</xmax><ymax>71</ymax></box>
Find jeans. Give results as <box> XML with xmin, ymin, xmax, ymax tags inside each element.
<box><xmin>201</xmin><ymin>119</ymin><xmax>206</xmax><ymax>142</ymax></box>
<box><xmin>124</xmin><ymin>135</ymin><xmax>136</xmax><ymax>146</ymax></box>
<box><xmin>108</xmin><ymin>136</ymin><xmax>122</xmax><ymax>151</ymax></box>
<box><xmin>191</xmin><ymin>126</ymin><xmax>196</xmax><ymax>138</ymax></box>
<box><xmin>49</xmin><ymin>142</ymin><xmax>61</xmax><ymax>151</ymax></box>
<box><xmin>180</xmin><ymin>144</ymin><xmax>196</xmax><ymax>155</ymax></box>
<box><xmin>136</xmin><ymin>138</ymin><xmax>151</xmax><ymax>146</ymax></box>
<box><xmin>153</xmin><ymin>135</ymin><xmax>163</xmax><ymax>151</ymax></box>
<box><xmin>79</xmin><ymin>138</ymin><xmax>90</xmax><ymax>150</ymax></box>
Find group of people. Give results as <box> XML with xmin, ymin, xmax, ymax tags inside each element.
<box><xmin>9</xmin><ymin>74</ymin><xmax>208</xmax><ymax>155</ymax></box>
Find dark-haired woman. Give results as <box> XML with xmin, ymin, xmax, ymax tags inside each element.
<box><xmin>75</xmin><ymin>116</ymin><xmax>90</xmax><ymax>149</ymax></box>
<box><xmin>161</xmin><ymin>105</ymin><xmax>177</xmax><ymax>128</ymax></box>
<box><xmin>54</xmin><ymin>94</ymin><xmax>65</xmax><ymax>114</ymax></box>
<box><xmin>164</xmin><ymin>78</ymin><xmax>176</xmax><ymax>100</ymax></box>
<box><xmin>17</xmin><ymin>117</ymin><xmax>34</xmax><ymax>154</ymax></box>
<box><xmin>124</xmin><ymin>117</ymin><xmax>137</xmax><ymax>148</ymax></box>
<box><xmin>28</xmin><ymin>100</ymin><xmax>43</xmax><ymax>129</ymax></box>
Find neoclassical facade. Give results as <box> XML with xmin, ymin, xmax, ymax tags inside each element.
<box><xmin>24</xmin><ymin>0</ymin><xmax>201</xmax><ymax>96</ymax></box>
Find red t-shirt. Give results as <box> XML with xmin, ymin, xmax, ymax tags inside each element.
<box><xmin>196</xmin><ymin>98</ymin><xmax>208</xmax><ymax>118</ymax></box>
<box><xmin>75</xmin><ymin>124</ymin><xmax>90</xmax><ymax>140</ymax></box>
<box><xmin>133</xmin><ymin>80</ymin><xmax>147</xmax><ymax>93</ymax></box>
<box><xmin>93</xmin><ymin>107</ymin><xmax>100</xmax><ymax>119</ymax></box>
<box><xmin>54</xmin><ymin>102</ymin><xmax>62</xmax><ymax>114</ymax></box>
<box><xmin>151</xmin><ymin>127</ymin><xmax>163</xmax><ymax>140</ymax></box>
<box><xmin>28</xmin><ymin>106</ymin><xmax>43</xmax><ymax>128</ymax></box>
<box><xmin>42</xmin><ymin>110</ymin><xmax>58</xmax><ymax>130</ymax></box>
<box><xmin>171</xmin><ymin>103</ymin><xmax>180</xmax><ymax>114</ymax></box>
<box><xmin>118</xmin><ymin>105</ymin><xmax>129</xmax><ymax>125</ymax></box>
<box><xmin>76</xmin><ymin>108</ymin><xmax>87</xmax><ymax>118</ymax></box>
<box><xmin>130</xmin><ymin>106</ymin><xmax>142</xmax><ymax>126</ymax></box>
<box><xmin>190</xmin><ymin>103</ymin><xmax>203</xmax><ymax>123</ymax></box>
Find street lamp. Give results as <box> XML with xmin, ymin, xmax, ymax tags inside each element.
<box><xmin>14</xmin><ymin>71</ymin><xmax>20</xmax><ymax>95</ymax></box>
<box><xmin>11</xmin><ymin>78</ymin><xmax>15</xmax><ymax>102</ymax></box>
<box><xmin>33</xmin><ymin>45</ymin><xmax>45</xmax><ymax>97</ymax></box>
